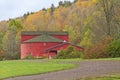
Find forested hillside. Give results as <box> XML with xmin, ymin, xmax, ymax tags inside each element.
<box><xmin>0</xmin><ymin>0</ymin><xmax>120</xmax><ymax>60</ymax></box>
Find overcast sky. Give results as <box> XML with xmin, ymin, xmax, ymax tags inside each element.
<box><xmin>0</xmin><ymin>0</ymin><xmax>74</xmax><ymax>21</ymax></box>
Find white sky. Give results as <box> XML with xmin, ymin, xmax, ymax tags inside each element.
<box><xmin>0</xmin><ymin>0</ymin><xmax>74</xmax><ymax>21</ymax></box>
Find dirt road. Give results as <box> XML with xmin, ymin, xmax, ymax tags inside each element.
<box><xmin>5</xmin><ymin>60</ymin><xmax>120</xmax><ymax>80</ymax></box>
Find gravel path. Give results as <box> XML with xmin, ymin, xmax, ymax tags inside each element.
<box><xmin>5</xmin><ymin>60</ymin><xmax>120</xmax><ymax>80</ymax></box>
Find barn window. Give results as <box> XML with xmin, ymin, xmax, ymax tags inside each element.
<box><xmin>49</xmin><ymin>50</ymin><xmax>57</xmax><ymax>54</ymax></box>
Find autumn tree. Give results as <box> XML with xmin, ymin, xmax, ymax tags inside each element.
<box><xmin>0</xmin><ymin>32</ymin><xmax>5</xmax><ymax>59</ymax></box>
<box><xmin>98</xmin><ymin>0</ymin><xmax>120</xmax><ymax>38</ymax></box>
<box><xmin>3</xmin><ymin>19</ymin><xmax>23</xmax><ymax>59</ymax></box>
<box><xmin>74</xmin><ymin>0</ymin><xmax>78</xmax><ymax>3</ymax></box>
<box><xmin>64</xmin><ymin>1</ymin><xmax>72</xmax><ymax>7</ymax></box>
<box><xmin>42</xmin><ymin>8</ymin><xmax>46</xmax><ymax>11</ymax></box>
<box><xmin>51</xmin><ymin>4</ymin><xmax>55</xmax><ymax>15</ymax></box>
<box><xmin>63</xmin><ymin>25</ymin><xmax>77</xmax><ymax>43</ymax></box>
<box><xmin>58</xmin><ymin>1</ymin><xmax>72</xmax><ymax>7</ymax></box>
<box><xmin>59</xmin><ymin>1</ymin><xmax>64</xmax><ymax>6</ymax></box>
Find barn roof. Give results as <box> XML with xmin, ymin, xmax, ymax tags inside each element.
<box><xmin>21</xmin><ymin>31</ymin><xmax>68</xmax><ymax>35</ymax></box>
<box><xmin>24</xmin><ymin>34</ymin><xmax>63</xmax><ymax>43</ymax></box>
<box><xmin>45</xmin><ymin>42</ymin><xmax>84</xmax><ymax>52</ymax></box>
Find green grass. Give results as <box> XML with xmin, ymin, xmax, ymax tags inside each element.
<box><xmin>98</xmin><ymin>57</ymin><xmax>120</xmax><ymax>60</ymax></box>
<box><xmin>50</xmin><ymin>58</ymin><xmax>82</xmax><ymax>62</ymax></box>
<box><xmin>0</xmin><ymin>60</ymin><xmax>75</xmax><ymax>79</ymax></box>
<box><xmin>77</xmin><ymin>75</ymin><xmax>120</xmax><ymax>80</ymax></box>
<box><xmin>51</xmin><ymin>58</ymin><xmax>120</xmax><ymax>62</ymax></box>
<box><xmin>84</xmin><ymin>57</ymin><xmax>120</xmax><ymax>61</ymax></box>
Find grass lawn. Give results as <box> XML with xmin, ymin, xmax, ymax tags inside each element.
<box><xmin>83</xmin><ymin>57</ymin><xmax>120</xmax><ymax>61</ymax></box>
<box><xmin>0</xmin><ymin>60</ymin><xmax>75</xmax><ymax>79</ymax></box>
<box><xmin>77</xmin><ymin>75</ymin><xmax>120</xmax><ymax>80</ymax></box>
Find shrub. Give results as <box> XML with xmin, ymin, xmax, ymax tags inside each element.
<box><xmin>25</xmin><ymin>53</ymin><xmax>34</xmax><ymax>59</ymax></box>
<box><xmin>56</xmin><ymin>46</ymin><xmax>83</xmax><ymax>59</ymax></box>
<box><xmin>107</xmin><ymin>39</ymin><xmax>120</xmax><ymax>58</ymax></box>
<box><xmin>83</xmin><ymin>36</ymin><xmax>112</xmax><ymax>59</ymax></box>
<box><xmin>56</xmin><ymin>50</ymin><xmax>67</xmax><ymax>59</ymax></box>
<box><xmin>4</xmin><ymin>52</ymin><xmax>20</xmax><ymax>60</ymax></box>
<box><xmin>0</xmin><ymin>51</ymin><xmax>4</xmax><ymax>61</ymax></box>
<box><xmin>11</xmin><ymin>52</ymin><xmax>20</xmax><ymax>59</ymax></box>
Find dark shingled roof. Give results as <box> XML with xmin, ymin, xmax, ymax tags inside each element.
<box><xmin>45</xmin><ymin>42</ymin><xmax>84</xmax><ymax>52</ymax></box>
<box><xmin>24</xmin><ymin>34</ymin><xmax>63</xmax><ymax>43</ymax></box>
<box><xmin>21</xmin><ymin>31</ymin><xmax>68</xmax><ymax>35</ymax></box>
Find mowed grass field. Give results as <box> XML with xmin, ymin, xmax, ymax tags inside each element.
<box><xmin>0</xmin><ymin>59</ymin><xmax>76</xmax><ymax>79</ymax></box>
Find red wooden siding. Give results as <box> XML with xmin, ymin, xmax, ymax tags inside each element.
<box><xmin>21</xmin><ymin>42</ymin><xmax>63</xmax><ymax>59</ymax></box>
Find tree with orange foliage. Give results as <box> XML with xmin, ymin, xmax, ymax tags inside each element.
<box><xmin>84</xmin><ymin>36</ymin><xmax>113</xmax><ymax>59</ymax></box>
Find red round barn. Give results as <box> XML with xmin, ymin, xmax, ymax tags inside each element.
<box><xmin>21</xmin><ymin>31</ymin><xmax>84</xmax><ymax>59</ymax></box>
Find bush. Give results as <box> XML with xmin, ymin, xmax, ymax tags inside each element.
<box><xmin>11</xmin><ymin>52</ymin><xmax>20</xmax><ymax>59</ymax></box>
<box><xmin>0</xmin><ymin>51</ymin><xmax>4</xmax><ymax>61</ymax></box>
<box><xmin>55</xmin><ymin>46</ymin><xmax>83</xmax><ymax>59</ymax></box>
<box><xmin>4</xmin><ymin>52</ymin><xmax>20</xmax><ymax>60</ymax></box>
<box><xmin>83</xmin><ymin>36</ymin><xmax>112</xmax><ymax>59</ymax></box>
<box><xmin>25</xmin><ymin>53</ymin><xmax>34</xmax><ymax>59</ymax></box>
<box><xmin>107</xmin><ymin>39</ymin><xmax>120</xmax><ymax>58</ymax></box>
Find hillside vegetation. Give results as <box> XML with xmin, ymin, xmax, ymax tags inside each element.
<box><xmin>0</xmin><ymin>0</ymin><xmax>120</xmax><ymax>60</ymax></box>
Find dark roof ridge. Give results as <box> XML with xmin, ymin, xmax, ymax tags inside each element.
<box><xmin>21</xmin><ymin>31</ymin><xmax>68</xmax><ymax>35</ymax></box>
<box><xmin>45</xmin><ymin>42</ymin><xmax>84</xmax><ymax>52</ymax></box>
